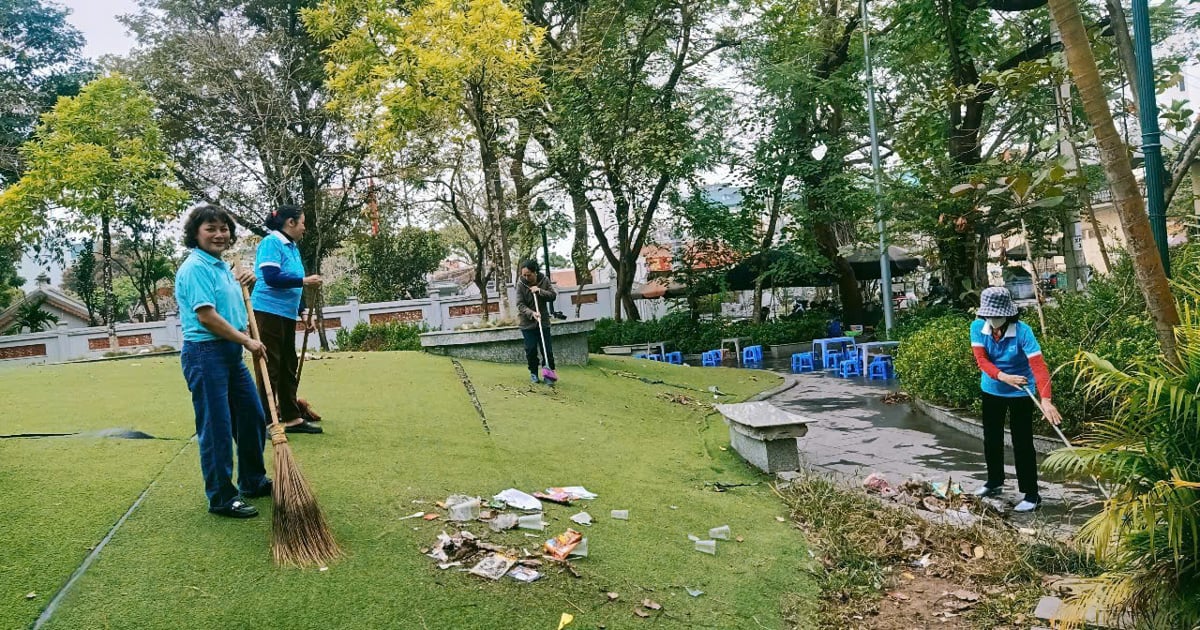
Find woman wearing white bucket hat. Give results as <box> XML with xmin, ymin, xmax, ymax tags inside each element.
<box><xmin>969</xmin><ymin>287</ymin><xmax>1062</xmax><ymax>512</ymax></box>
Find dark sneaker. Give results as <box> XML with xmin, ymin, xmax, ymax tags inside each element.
<box><xmin>972</xmin><ymin>484</ymin><xmax>1003</xmax><ymax>498</ymax></box>
<box><xmin>210</xmin><ymin>500</ymin><xmax>259</xmax><ymax>518</ymax></box>
<box><xmin>284</xmin><ymin>420</ymin><xmax>323</xmax><ymax>434</ymax></box>
<box><xmin>530</xmin><ymin>374</ymin><xmax>539</xmax><ymax>384</ymax></box>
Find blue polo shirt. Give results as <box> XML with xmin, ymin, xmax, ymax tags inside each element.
<box><xmin>251</xmin><ymin>231</ymin><xmax>305</xmax><ymax>319</ymax></box>
<box><xmin>970</xmin><ymin>319</ymin><xmax>1042</xmax><ymax>398</ymax></box>
<box><xmin>175</xmin><ymin>249</ymin><xmax>248</xmax><ymax>342</ymax></box>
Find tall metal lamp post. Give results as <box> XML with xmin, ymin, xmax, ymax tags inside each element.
<box><xmin>1130</xmin><ymin>0</ymin><xmax>1171</xmax><ymax>275</ymax></box>
<box><xmin>532</xmin><ymin>198</ymin><xmax>553</xmax><ymax>277</ymax></box>
<box><xmin>860</xmin><ymin>0</ymin><xmax>895</xmax><ymax>333</ymax></box>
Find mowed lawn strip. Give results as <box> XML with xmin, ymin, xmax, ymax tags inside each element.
<box><xmin>0</xmin><ymin>438</ymin><xmax>186</xmax><ymax>630</ymax></box>
<box><xmin>13</xmin><ymin>353</ymin><xmax>816</xmax><ymax>629</ymax></box>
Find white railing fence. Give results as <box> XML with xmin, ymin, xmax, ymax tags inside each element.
<box><xmin>0</xmin><ymin>283</ymin><xmax>617</xmax><ymax>366</ymax></box>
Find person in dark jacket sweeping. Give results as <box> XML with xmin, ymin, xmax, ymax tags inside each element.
<box><xmin>969</xmin><ymin>287</ymin><xmax>1062</xmax><ymax>513</ymax></box>
<box><xmin>517</xmin><ymin>260</ymin><xmax>557</xmax><ymax>384</ymax></box>
<box><xmin>251</xmin><ymin>205</ymin><xmax>324</xmax><ymax>434</ymax></box>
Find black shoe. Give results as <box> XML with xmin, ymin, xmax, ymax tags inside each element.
<box><xmin>244</xmin><ymin>481</ymin><xmax>273</xmax><ymax>499</ymax></box>
<box><xmin>972</xmin><ymin>484</ymin><xmax>1003</xmax><ymax>498</ymax></box>
<box><xmin>210</xmin><ymin>500</ymin><xmax>259</xmax><ymax>518</ymax></box>
<box><xmin>285</xmin><ymin>420</ymin><xmax>323</xmax><ymax>434</ymax></box>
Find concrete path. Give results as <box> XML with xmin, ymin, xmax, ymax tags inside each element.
<box><xmin>763</xmin><ymin>370</ymin><xmax>1104</xmax><ymax>529</ymax></box>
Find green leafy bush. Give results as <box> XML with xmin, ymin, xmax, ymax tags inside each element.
<box><xmin>892</xmin><ymin>314</ymin><xmax>981</xmax><ymax>414</ymax></box>
<box><xmin>335</xmin><ymin>321</ymin><xmax>427</xmax><ymax>351</ymax></box>
<box><xmin>887</xmin><ymin>304</ymin><xmax>971</xmax><ymax>341</ymax></box>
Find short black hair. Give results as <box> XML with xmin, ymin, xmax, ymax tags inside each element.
<box><xmin>265</xmin><ymin>204</ymin><xmax>303</xmax><ymax>232</ymax></box>
<box><xmin>521</xmin><ymin>259</ymin><xmax>540</xmax><ymax>274</ymax></box>
<box><xmin>182</xmin><ymin>204</ymin><xmax>237</xmax><ymax>249</ymax></box>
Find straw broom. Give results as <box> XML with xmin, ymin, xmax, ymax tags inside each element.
<box><xmin>242</xmin><ymin>285</ymin><xmax>341</xmax><ymax>567</ymax></box>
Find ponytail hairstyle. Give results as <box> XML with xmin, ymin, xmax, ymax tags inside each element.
<box><xmin>264</xmin><ymin>204</ymin><xmax>303</xmax><ymax>232</ymax></box>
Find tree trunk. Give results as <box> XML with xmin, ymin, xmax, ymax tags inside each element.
<box><xmin>477</xmin><ymin>264</ymin><xmax>491</xmax><ymax>324</ymax></box>
<box><xmin>752</xmin><ymin>280</ymin><xmax>765</xmax><ymax>323</ymax></box>
<box><xmin>1102</xmin><ymin>0</ymin><xmax>1141</xmax><ymax>114</ymax></box>
<box><xmin>1081</xmin><ymin>186</ymin><xmax>1113</xmax><ymax>272</ymax></box>
<box><xmin>101</xmin><ymin>214</ymin><xmax>118</xmax><ymax>350</ymax></box>
<box><xmin>1047</xmin><ymin>0</ymin><xmax>1179</xmax><ymax>362</ymax></box>
<box><xmin>813</xmin><ymin>220</ymin><xmax>863</xmax><ymax>323</ymax></box>
<box><xmin>478</xmin><ymin>140</ymin><xmax>511</xmax><ymax>317</ymax></box>
<box><xmin>569</xmin><ymin>184</ymin><xmax>591</xmax><ymax>287</ymax></box>
<box><xmin>614</xmin><ymin>258</ymin><xmax>640</xmax><ymax>322</ymax></box>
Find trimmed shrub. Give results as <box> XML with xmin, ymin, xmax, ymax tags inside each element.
<box><xmin>892</xmin><ymin>314</ymin><xmax>981</xmax><ymax>414</ymax></box>
<box><xmin>335</xmin><ymin>321</ymin><xmax>427</xmax><ymax>351</ymax></box>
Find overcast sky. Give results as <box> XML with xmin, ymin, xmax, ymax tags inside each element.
<box><xmin>59</xmin><ymin>0</ymin><xmax>139</xmax><ymax>60</ymax></box>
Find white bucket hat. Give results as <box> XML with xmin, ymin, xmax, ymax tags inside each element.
<box><xmin>977</xmin><ymin>287</ymin><xmax>1018</xmax><ymax>317</ymax></box>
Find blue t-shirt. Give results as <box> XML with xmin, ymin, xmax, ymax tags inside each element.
<box><xmin>970</xmin><ymin>319</ymin><xmax>1042</xmax><ymax>398</ymax></box>
<box><xmin>251</xmin><ymin>231</ymin><xmax>305</xmax><ymax>319</ymax></box>
<box><xmin>175</xmin><ymin>249</ymin><xmax>249</xmax><ymax>342</ymax></box>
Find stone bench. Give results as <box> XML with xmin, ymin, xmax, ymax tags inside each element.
<box><xmin>715</xmin><ymin>402</ymin><xmax>815</xmax><ymax>473</ymax></box>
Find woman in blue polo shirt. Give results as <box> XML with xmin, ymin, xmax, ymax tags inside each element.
<box><xmin>174</xmin><ymin>204</ymin><xmax>271</xmax><ymax>519</ymax></box>
<box><xmin>969</xmin><ymin>287</ymin><xmax>1062</xmax><ymax>513</ymax></box>
<box><xmin>251</xmin><ymin>205</ymin><xmax>323</xmax><ymax>434</ymax></box>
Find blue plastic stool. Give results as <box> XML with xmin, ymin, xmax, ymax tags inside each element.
<box><xmin>823</xmin><ymin>350</ymin><xmax>843</xmax><ymax>370</ymax></box>
<box><xmin>791</xmin><ymin>352</ymin><xmax>815</xmax><ymax>373</ymax></box>
<box><xmin>648</xmin><ymin>354</ymin><xmax>663</xmax><ymax>362</ymax></box>
<box><xmin>665</xmin><ymin>351</ymin><xmax>683</xmax><ymax>365</ymax></box>
<box><xmin>742</xmin><ymin>345</ymin><xmax>764</xmax><ymax>364</ymax></box>
<box><xmin>868</xmin><ymin>355</ymin><xmax>894</xmax><ymax>380</ymax></box>
<box><xmin>839</xmin><ymin>358</ymin><xmax>861</xmax><ymax>378</ymax></box>
<box><xmin>867</xmin><ymin>358</ymin><xmax>889</xmax><ymax>380</ymax></box>
<box><xmin>702</xmin><ymin>350</ymin><xmax>721</xmax><ymax>366</ymax></box>
<box><xmin>633</xmin><ymin>352</ymin><xmax>647</xmax><ymax>359</ymax></box>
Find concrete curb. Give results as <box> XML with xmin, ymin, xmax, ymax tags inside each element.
<box><xmin>748</xmin><ymin>374</ymin><xmax>799</xmax><ymax>402</ymax></box>
<box><xmin>910</xmin><ymin>398</ymin><xmax>1063</xmax><ymax>455</ymax></box>
<box><xmin>65</xmin><ymin>350</ymin><xmax>181</xmax><ymax>365</ymax></box>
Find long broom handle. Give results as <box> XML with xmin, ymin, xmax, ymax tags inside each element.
<box><xmin>533</xmin><ymin>290</ymin><xmax>551</xmax><ymax>364</ymax></box>
<box><xmin>296</xmin><ymin>300</ymin><xmax>315</xmax><ymax>381</ymax></box>
<box><xmin>1021</xmin><ymin>385</ymin><xmax>1110</xmax><ymax>500</ymax></box>
<box><xmin>243</xmin><ymin>284</ymin><xmax>283</xmax><ymax>429</ymax></box>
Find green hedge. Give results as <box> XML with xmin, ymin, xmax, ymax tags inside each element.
<box><xmin>334</xmin><ymin>321</ymin><xmax>427</xmax><ymax>352</ymax></box>
<box><xmin>589</xmin><ymin>311</ymin><xmax>833</xmax><ymax>355</ymax></box>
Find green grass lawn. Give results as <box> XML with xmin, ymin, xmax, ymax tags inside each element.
<box><xmin>0</xmin><ymin>353</ymin><xmax>817</xmax><ymax>629</ymax></box>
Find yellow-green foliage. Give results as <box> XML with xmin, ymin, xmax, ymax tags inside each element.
<box><xmin>303</xmin><ymin>0</ymin><xmax>544</xmax><ymax>152</ymax></box>
<box><xmin>0</xmin><ymin>74</ymin><xmax>188</xmax><ymax>243</ymax></box>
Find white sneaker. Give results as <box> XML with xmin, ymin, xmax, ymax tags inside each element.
<box><xmin>1013</xmin><ymin>497</ymin><xmax>1041</xmax><ymax>513</ymax></box>
<box><xmin>972</xmin><ymin>484</ymin><xmax>1002</xmax><ymax>498</ymax></box>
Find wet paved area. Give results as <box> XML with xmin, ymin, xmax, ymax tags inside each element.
<box><xmin>755</xmin><ymin>360</ymin><xmax>1104</xmax><ymax>531</ymax></box>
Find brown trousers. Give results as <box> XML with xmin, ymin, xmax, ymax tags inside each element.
<box><xmin>254</xmin><ymin>310</ymin><xmax>301</xmax><ymax>422</ymax></box>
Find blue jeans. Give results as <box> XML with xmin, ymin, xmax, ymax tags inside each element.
<box><xmin>181</xmin><ymin>340</ymin><xmax>269</xmax><ymax>510</ymax></box>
